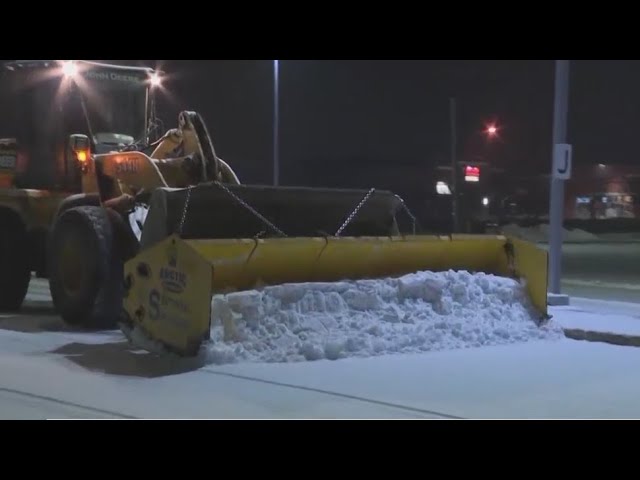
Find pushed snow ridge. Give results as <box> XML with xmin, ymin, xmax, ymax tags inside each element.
<box><xmin>204</xmin><ymin>270</ymin><xmax>564</xmax><ymax>365</ymax></box>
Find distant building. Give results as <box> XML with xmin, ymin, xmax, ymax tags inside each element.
<box><xmin>431</xmin><ymin>163</ymin><xmax>640</xmax><ymax>226</ymax></box>
<box><xmin>491</xmin><ymin>164</ymin><xmax>640</xmax><ymax>221</ymax></box>
<box><xmin>564</xmin><ymin>164</ymin><xmax>640</xmax><ymax>219</ymax></box>
<box><xmin>431</xmin><ymin>162</ymin><xmax>507</xmax><ymax>231</ymax></box>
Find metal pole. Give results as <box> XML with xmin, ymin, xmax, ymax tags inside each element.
<box><xmin>273</xmin><ymin>59</ymin><xmax>280</xmax><ymax>186</ymax></box>
<box><xmin>450</xmin><ymin>97</ymin><xmax>458</xmax><ymax>232</ymax></box>
<box><xmin>548</xmin><ymin>60</ymin><xmax>570</xmax><ymax>294</ymax></box>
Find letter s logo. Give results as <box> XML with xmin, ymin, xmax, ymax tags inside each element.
<box><xmin>149</xmin><ymin>289</ymin><xmax>160</xmax><ymax>321</ymax></box>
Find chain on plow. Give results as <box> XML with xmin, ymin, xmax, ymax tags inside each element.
<box><xmin>177</xmin><ymin>185</ymin><xmax>193</xmax><ymax>235</ymax></box>
<box><xmin>177</xmin><ymin>183</ymin><xmax>413</xmax><ymax>239</ymax></box>
<box><xmin>394</xmin><ymin>194</ymin><xmax>418</xmax><ymax>235</ymax></box>
<box><xmin>334</xmin><ymin>188</ymin><xmax>376</xmax><ymax>237</ymax></box>
<box><xmin>177</xmin><ymin>182</ymin><xmax>288</xmax><ymax>238</ymax></box>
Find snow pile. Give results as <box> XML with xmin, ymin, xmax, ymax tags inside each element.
<box><xmin>501</xmin><ymin>223</ymin><xmax>599</xmax><ymax>243</ymax></box>
<box><xmin>203</xmin><ymin>271</ymin><xmax>564</xmax><ymax>365</ymax></box>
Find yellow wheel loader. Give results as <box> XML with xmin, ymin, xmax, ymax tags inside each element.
<box><xmin>0</xmin><ymin>60</ymin><xmax>164</xmax><ymax>314</ymax></box>
<box><xmin>1</xmin><ymin>60</ymin><xmax>550</xmax><ymax>355</ymax></box>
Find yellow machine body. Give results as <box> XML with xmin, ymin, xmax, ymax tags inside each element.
<box><xmin>123</xmin><ymin>233</ymin><xmax>548</xmax><ymax>356</ymax></box>
<box><xmin>0</xmin><ymin>188</ymin><xmax>71</xmax><ymax>231</ymax></box>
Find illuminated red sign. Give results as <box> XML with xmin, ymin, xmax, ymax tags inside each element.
<box><xmin>464</xmin><ymin>165</ymin><xmax>480</xmax><ymax>182</ymax></box>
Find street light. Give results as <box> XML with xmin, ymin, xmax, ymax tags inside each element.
<box><xmin>484</xmin><ymin>123</ymin><xmax>498</xmax><ymax>138</ymax></box>
<box><xmin>449</xmin><ymin>100</ymin><xmax>501</xmax><ymax>233</ymax></box>
<box><xmin>273</xmin><ymin>60</ymin><xmax>279</xmax><ymax>186</ymax></box>
<box><xmin>61</xmin><ymin>60</ymin><xmax>78</xmax><ymax>79</ymax></box>
<box><xmin>149</xmin><ymin>72</ymin><xmax>162</xmax><ymax>88</ymax></box>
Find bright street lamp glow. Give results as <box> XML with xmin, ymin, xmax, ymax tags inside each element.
<box><xmin>62</xmin><ymin>61</ymin><xmax>78</xmax><ymax>78</ymax></box>
<box><xmin>150</xmin><ymin>72</ymin><xmax>162</xmax><ymax>88</ymax></box>
<box><xmin>485</xmin><ymin>124</ymin><xmax>498</xmax><ymax>137</ymax></box>
<box><xmin>482</xmin><ymin>196</ymin><xmax>489</xmax><ymax>206</ymax></box>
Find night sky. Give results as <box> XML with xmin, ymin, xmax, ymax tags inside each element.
<box><xmin>129</xmin><ymin>60</ymin><xmax>639</xmax><ymax>189</ymax></box>
<box><xmin>6</xmin><ymin>60</ymin><xmax>640</xmax><ymax>195</ymax></box>
<box><xmin>146</xmin><ymin>60</ymin><xmax>559</xmax><ymax>186</ymax></box>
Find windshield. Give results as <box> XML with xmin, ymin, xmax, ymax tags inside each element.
<box><xmin>78</xmin><ymin>71</ymin><xmax>148</xmax><ymax>146</ymax></box>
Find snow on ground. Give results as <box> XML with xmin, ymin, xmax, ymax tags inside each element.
<box><xmin>501</xmin><ymin>223</ymin><xmax>600</xmax><ymax>243</ymax></box>
<box><xmin>214</xmin><ymin>339</ymin><xmax>640</xmax><ymax>419</ymax></box>
<box><xmin>553</xmin><ymin>297</ymin><xmax>640</xmax><ymax>336</ymax></box>
<box><xmin>3</xmin><ymin>322</ymin><xmax>638</xmax><ymax>419</ymax></box>
<box><xmin>563</xmin><ymin>278</ymin><xmax>640</xmax><ymax>291</ymax></box>
<box><xmin>10</xmin><ymin>331</ymin><xmax>640</xmax><ymax>419</ymax></box>
<box><xmin>202</xmin><ymin>270</ymin><xmax>564</xmax><ymax>365</ymax></box>
<box><xmin>598</xmin><ymin>232</ymin><xmax>640</xmax><ymax>241</ymax></box>
<box><xmin>3</xmin><ymin>280</ymin><xmax>640</xmax><ymax>418</ymax></box>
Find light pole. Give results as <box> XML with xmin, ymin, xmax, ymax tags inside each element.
<box><xmin>450</xmin><ymin>97</ymin><xmax>458</xmax><ymax>232</ymax></box>
<box><xmin>273</xmin><ymin>60</ymin><xmax>280</xmax><ymax>187</ymax></box>
<box><xmin>548</xmin><ymin>60</ymin><xmax>570</xmax><ymax>301</ymax></box>
<box><xmin>450</xmin><ymin>100</ymin><xmax>500</xmax><ymax>233</ymax></box>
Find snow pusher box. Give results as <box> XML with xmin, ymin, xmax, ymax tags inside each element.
<box><xmin>121</xmin><ymin>184</ymin><xmax>549</xmax><ymax>356</ymax></box>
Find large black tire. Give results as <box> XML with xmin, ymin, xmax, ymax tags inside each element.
<box><xmin>48</xmin><ymin>206</ymin><xmax>123</xmax><ymax>329</ymax></box>
<box><xmin>54</xmin><ymin>193</ymin><xmax>101</xmax><ymax>219</ymax></box>
<box><xmin>0</xmin><ymin>210</ymin><xmax>31</xmax><ymax>311</ymax></box>
<box><xmin>34</xmin><ymin>194</ymin><xmax>102</xmax><ymax>280</ymax></box>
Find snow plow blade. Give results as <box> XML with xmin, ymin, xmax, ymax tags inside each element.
<box><xmin>122</xmin><ymin>232</ymin><xmax>549</xmax><ymax>356</ymax></box>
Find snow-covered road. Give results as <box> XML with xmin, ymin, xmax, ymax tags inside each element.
<box><xmin>1</xmin><ymin>278</ymin><xmax>639</xmax><ymax>419</ymax></box>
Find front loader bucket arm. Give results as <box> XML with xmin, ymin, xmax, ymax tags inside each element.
<box><xmin>123</xmin><ymin>233</ymin><xmax>549</xmax><ymax>357</ymax></box>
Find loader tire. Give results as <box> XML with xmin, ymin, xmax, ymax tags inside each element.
<box><xmin>53</xmin><ymin>193</ymin><xmax>101</xmax><ymax>220</ymax></box>
<box><xmin>48</xmin><ymin>206</ymin><xmax>123</xmax><ymax>329</ymax></box>
<box><xmin>0</xmin><ymin>211</ymin><xmax>31</xmax><ymax>311</ymax></box>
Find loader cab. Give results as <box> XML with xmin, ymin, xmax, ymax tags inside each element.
<box><xmin>0</xmin><ymin>60</ymin><xmax>161</xmax><ymax>192</ymax></box>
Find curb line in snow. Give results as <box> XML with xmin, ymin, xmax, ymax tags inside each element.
<box><xmin>534</xmin><ymin>240</ymin><xmax>640</xmax><ymax>245</ymax></box>
<box><xmin>0</xmin><ymin>387</ymin><xmax>138</xmax><ymax>419</ymax></box>
<box><xmin>563</xmin><ymin>328</ymin><xmax>640</xmax><ymax>348</ymax></box>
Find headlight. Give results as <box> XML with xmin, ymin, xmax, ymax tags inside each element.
<box><xmin>149</xmin><ymin>72</ymin><xmax>162</xmax><ymax>88</ymax></box>
<box><xmin>61</xmin><ymin>61</ymin><xmax>78</xmax><ymax>79</ymax></box>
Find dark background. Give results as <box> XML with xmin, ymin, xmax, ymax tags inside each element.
<box><xmin>127</xmin><ymin>60</ymin><xmax>638</xmax><ymax>183</ymax></box>
<box><xmin>4</xmin><ymin>59</ymin><xmax>639</xmax><ymax>201</ymax></box>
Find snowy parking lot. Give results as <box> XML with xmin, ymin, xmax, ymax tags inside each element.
<box><xmin>1</xmin><ymin>277</ymin><xmax>639</xmax><ymax>419</ymax></box>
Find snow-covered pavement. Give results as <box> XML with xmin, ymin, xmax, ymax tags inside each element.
<box><xmin>0</xmin><ymin>278</ymin><xmax>639</xmax><ymax>419</ymax></box>
<box><xmin>0</xmin><ymin>387</ymin><xmax>128</xmax><ymax>419</ymax></box>
<box><xmin>214</xmin><ymin>340</ymin><xmax>640</xmax><ymax>419</ymax></box>
<box><xmin>553</xmin><ymin>298</ymin><xmax>640</xmax><ymax>336</ymax></box>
